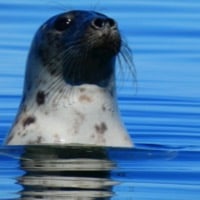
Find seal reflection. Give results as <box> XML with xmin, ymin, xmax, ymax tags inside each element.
<box><xmin>18</xmin><ymin>146</ymin><xmax>117</xmax><ymax>199</ymax></box>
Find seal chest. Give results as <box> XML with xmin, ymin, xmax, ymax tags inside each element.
<box><xmin>5</xmin><ymin>10</ymin><xmax>133</xmax><ymax>147</ymax></box>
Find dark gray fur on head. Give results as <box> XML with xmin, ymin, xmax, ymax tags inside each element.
<box><xmin>31</xmin><ymin>10</ymin><xmax>121</xmax><ymax>87</ymax></box>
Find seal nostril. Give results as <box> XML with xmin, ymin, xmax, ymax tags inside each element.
<box><xmin>92</xmin><ymin>17</ymin><xmax>117</xmax><ymax>30</ymax></box>
<box><xmin>107</xmin><ymin>18</ymin><xmax>116</xmax><ymax>28</ymax></box>
<box><xmin>92</xmin><ymin>18</ymin><xmax>106</xmax><ymax>29</ymax></box>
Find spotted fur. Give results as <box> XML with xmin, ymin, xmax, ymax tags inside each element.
<box><xmin>5</xmin><ymin>10</ymin><xmax>133</xmax><ymax>147</ymax></box>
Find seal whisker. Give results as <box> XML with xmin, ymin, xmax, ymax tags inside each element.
<box><xmin>118</xmin><ymin>41</ymin><xmax>137</xmax><ymax>84</ymax></box>
<box><xmin>40</xmin><ymin>40</ymin><xmax>83</xmax><ymax>77</ymax></box>
<box><xmin>63</xmin><ymin>44</ymin><xmax>85</xmax><ymax>85</ymax></box>
<box><xmin>46</xmin><ymin>77</ymin><xmax>65</xmax><ymax>104</ymax></box>
<box><xmin>43</xmin><ymin>50</ymin><xmax>78</xmax><ymax>105</ymax></box>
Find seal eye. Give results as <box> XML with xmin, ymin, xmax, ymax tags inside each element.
<box><xmin>54</xmin><ymin>17</ymin><xmax>72</xmax><ymax>31</ymax></box>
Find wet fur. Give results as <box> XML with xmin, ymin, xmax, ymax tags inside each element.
<box><xmin>5</xmin><ymin>10</ymin><xmax>134</xmax><ymax>147</ymax></box>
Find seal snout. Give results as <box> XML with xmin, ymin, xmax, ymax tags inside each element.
<box><xmin>90</xmin><ymin>16</ymin><xmax>119</xmax><ymax>40</ymax></box>
<box><xmin>87</xmin><ymin>14</ymin><xmax>121</xmax><ymax>56</ymax></box>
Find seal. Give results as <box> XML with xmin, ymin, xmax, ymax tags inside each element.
<box><xmin>5</xmin><ymin>10</ymin><xmax>133</xmax><ymax>147</ymax></box>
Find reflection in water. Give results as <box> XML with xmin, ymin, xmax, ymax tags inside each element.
<box><xmin>18</xmin><ymin>146</ymin><xmax>118</xmax><ymax>200</ymax></box>
<box><xmin>1</xmin><ymin>145</ymin><xmax>200</xmax><ymax>199</ymax></box>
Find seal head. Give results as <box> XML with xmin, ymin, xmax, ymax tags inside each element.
<box><xmin>5</xmin><ymin>10</ymin><xmax>133</xmax><ymax>147</ymax></box>
<box><xmin>38</xmin><ymin>10</ymin><xmax>120</xmax><ymax>87</ymax></box>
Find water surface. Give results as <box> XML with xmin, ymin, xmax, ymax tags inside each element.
<box><xmin>0</xmin><ymin>0</ymin><xmax>200</xmax><ymax>199</ymax></box>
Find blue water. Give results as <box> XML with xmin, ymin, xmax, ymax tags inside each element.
<box><xmin>0</xmin><ymin>0</ymin><xmax>200</xmax><ymax>199</ymax></box>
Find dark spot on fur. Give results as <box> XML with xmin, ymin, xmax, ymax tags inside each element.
<box><xmin>27</xmin><ymin>136</ymin><xmax>43</xmax><ymax>145</ymax></box>
<box><xmin>91</xmin><ymin>134</ymin><xmax>95</xmax><ymax>138</ymax></box>
<box><xmin>36</xmin><ymin>136</ymin><xmax>43</xmax><ymax>144</ymax></box>
<box><xmin>95</xmin><ymin>122</ymin><xmax>107</xmax><ymax>134</ymax></box>
<box><xmin>79</xmin><ymin>94</ymin><xmax>92</xmax><ymax>103</ymax></box>
<box><xmin>44</xmin><ymin>111</ymin><xmax>49</xmax><ymax>115</ymax></box>
<box><xmin>59</xmin><ymin>88</ymin><xmax>64</xmax><ymax>93</ymax></box>
<box><xmin>22</xmin><ymin>132</ymin><xmax>27</xmax><ymax>137</ymax></box>
<box><xmin>102</xmin><ymin>105</ymin><xmax>106</xmax><ymax>111</ymax></box>
<box><xmin>73</xmin><ymin>111</ymin><xmax>85</xmax><ymax>134</ymax></box>
<box><xmin>79</xmin><ymin>88</ymin><xmax>86</xmax><ymax>92</ymax></box>
<box><xmin>36</xmin><ymin>91</ymin><xmax>45</xmax><ymax>105</ymax></box>
<box><xmin>23</xmin><ymin>116</ymin><xmax>36</xmax><ymax>127</ymax></box>
<box><xmin>27</xmin><ymin>140</ymin><xmax>35</xmax><ymax>145</ymax></box>
<box><xmin>101</xmin><ymin>104</ymin><xmax>114</xmax><ymax>113</ymax></box>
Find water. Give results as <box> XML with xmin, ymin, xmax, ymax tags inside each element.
<box><xmin>1</xmin><ymin>145</ymin><xmax>200</xmax><ymax>199</ymax></box>
<box><xmin>0</xmin><ymin>0</ymin><xmax>200</xmax><ymax>199</ymax></box>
